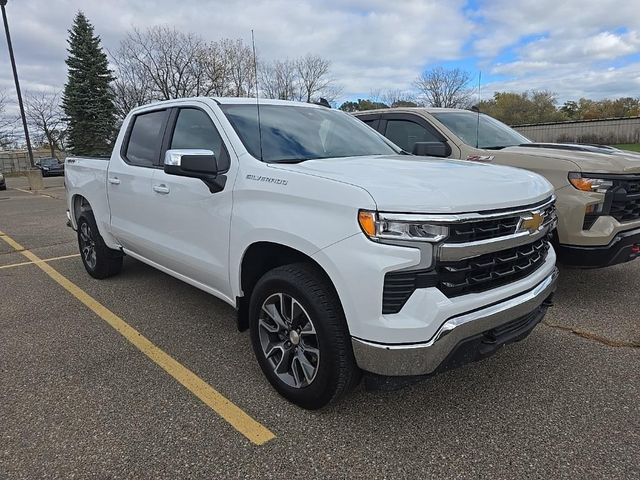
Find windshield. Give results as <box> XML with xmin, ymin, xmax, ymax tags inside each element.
<box><xmin>40</xmin><ymin>158</ymin><xmax>59</xmax><ymax>166</ymax></box>
<box><xmin>220</xmin><ymin>104</ymin><xmax>399</xmax><ymax>162</ymax></box>
<box><xmin>432</xmin><ymin>111</ymin><xmax>531</xmax><ymax>149</ymax></box>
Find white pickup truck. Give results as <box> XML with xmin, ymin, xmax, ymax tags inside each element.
<box><xmin>65</xmin><ymin>97</ymin><xmax>558</xmax><ymax>408</ymax></box>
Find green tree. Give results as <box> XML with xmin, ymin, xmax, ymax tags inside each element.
<box><xmin>560</xmin><ymin>100</ymin><xmax>580</xmax><ymax>120</ymax></box>
<box><xmin>338</xmin><ymin>99</ymin><xmax>388</xmax><ymax>112</ymax></box>
<box><xmin>478</xmin><ymin>90</ymin><xmax>564</xmax><ymax>125</ymax></box>
<box><xmin>62</xmin><ymin>12</ymin><xmax>116</xmax><ymax>155</ymax></box>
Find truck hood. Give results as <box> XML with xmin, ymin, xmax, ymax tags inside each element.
<box><xmin>502</xmin><ymin>143</ymin><xmax>640</xmax><ymax>174</ymax></box>
<box><xmin>275</xmin><ymin>155</ymin><xmax>553</xmax><ymax>213</ymax></box>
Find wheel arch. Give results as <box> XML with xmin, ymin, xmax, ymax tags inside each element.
<box><xmin>71</xmin><ymin>194</ymin><xmax>93</xmax><ymax>226</ymax></box>
<box><xmin>236</xmin><ymin>241</ymin><xmax>344</xmax><ymax>332</ymax></box>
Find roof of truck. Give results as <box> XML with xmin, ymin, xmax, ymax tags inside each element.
<box><xmin>212</xmin><ymin>97</ymin><xmax>320</xmax><ymax>107</ymax></box>
<box><xmin>130</xmin><ymin>97</ymin><xmax>327</xmax><ymax>113</ymax></box>
<box><xmin>353</xmin><ymin>107</ymin><xmax>468</xmax><ymax>115</ymax></box>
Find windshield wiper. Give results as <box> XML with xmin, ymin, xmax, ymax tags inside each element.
<box><xmin>269</xmin><ymin>158</ymin><xmax>307</xmax><ymax>164</ymax></box>
<box><xmin>484</xmin><ymin>145</ymin><xmax>509</xmax><ymax>150</ymax></box>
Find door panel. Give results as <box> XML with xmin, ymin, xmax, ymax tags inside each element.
<box><xmin>146</xmin><ymin>106</ymin><xmax>235</xmax><ymax>298</ymax></box>
<box><xmin>107</xmin><ymin>108</ymin><xmax>169</xmax><ymax>259</ymax></box>
<box><xmin>150</xmin><ymin>170</ymin><xmax>233</xmax><ymax>296</ymax></box>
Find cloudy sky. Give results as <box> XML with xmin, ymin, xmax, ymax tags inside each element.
<box><xmin>1</xmin><ymin>0</ymin><xmax>640</xmax><ymax>106</ymax></box>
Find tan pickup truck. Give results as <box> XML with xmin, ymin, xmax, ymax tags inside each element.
<box><xmin>354</xmin><ymin>108</ymin><xmax>640</xmax><ymax>268</ymax></box>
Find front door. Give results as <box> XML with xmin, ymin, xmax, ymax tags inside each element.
<box><xmin>148</xmin><ymin>106</ymin><xmax>235</xmax><ymax>300</ymax></box>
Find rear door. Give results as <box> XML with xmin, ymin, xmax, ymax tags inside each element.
<box><xmin>107</xmin><ymin>108</ymin><xmax>170</xmax><ymax>259</ymax></box>
<box><xmin>146</xmin><ymin>105</ymin><xmax>235</xmax><ymax>299</ymax></box>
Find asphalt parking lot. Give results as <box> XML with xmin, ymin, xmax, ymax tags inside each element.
<box><xmin>1</xmin><ymin>175</ymin><xmax>638</xmax><ymax>479</ymax></box>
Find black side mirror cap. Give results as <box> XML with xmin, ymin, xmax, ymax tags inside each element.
<box><xmin>180</xmin><ymin>154</ymin><xmax>218</xmax><ymax>174</ymax></box>
<box><xmin>412</xmin><ymin>141</ymin><xmax>449</xmax><ymax>158</ymax></box>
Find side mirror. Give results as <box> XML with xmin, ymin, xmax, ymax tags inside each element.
<box><xmin>412</xmin><ymin>141</ymin><xmax>449</xmax><ymax>158</ymax></box>
<box><xmin>165</xmin><ymin>149</ymin><xmax>218</xmax><ymax>175</ymax></box>
<box><xmin>164</xmin><ymin>149</ymin><xmax>226</xmax><ymax>193</ymax></box>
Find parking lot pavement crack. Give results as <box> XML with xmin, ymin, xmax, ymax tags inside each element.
<box><xmin>542</xmin><ymin>321</ymin><xmax>640</xmax><ymax>349</ymax></box>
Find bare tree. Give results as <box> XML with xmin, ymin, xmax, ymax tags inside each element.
<box><xmin>371</xmin><ymin>89</ymin><xmax>417</xmax><ymax>108</ymax></box>
<box><xmin>296</xmin><ymin>54</ymin><xmax>333</xmax><ymax>103</ymax></box>
<box><xmin>113</xmin><ymin>26</ymin><xmax>205</xmax><ymax>102</ymax></box>
<box><xmin>259</xmin><ymin>53</ymin><xmax>339</xmax><ymax>103</ymax></box>
<box><xmin>414</xmin><ymin>67</ymin><xmax>473</xmax><ymax>108</ymax></box>
<box><xmin>224</xmin><ymin>38</ymin><xmax>256</xmax><ymax>97</ymax></box>
<box><xmin>24</xmin><ymin>90</ymin><xmax>66</xmax><ymax>158</ymax></box>
<box><xmin>199</xmin><ymin>41</ymin><xmax>232</xmax><ymax>97</ymax></box>
<box><xmin>260</xmin><ymin>59</ymin><xmax>299</xmax><ymax>100</ymax></box>
<box><xmin>0</xmin><ymin>90</ymin><xmax>17</xmax><ymax>148</ymax></box>
<box><xmin>109</xmin><ymin>46</ymin><xmax>154</xmax><ymax>119</ymax></box>
<box><xmin>110</xmin><ymin>29</ymin><xmax>259</xmax><ymax>107</ymax></box>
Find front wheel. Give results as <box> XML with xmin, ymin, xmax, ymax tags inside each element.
<box><xmin>77</xmin><ymin>213</ymin><xmax>123</xmax><ymax>279</ymax></box>
<box><xmin>249</xmin><ymin>263</ymin><xmax>360</xmax><ymax>409</ymax></box>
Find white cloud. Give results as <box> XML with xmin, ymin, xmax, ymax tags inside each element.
<box><xmin>0</xmin><ymin>0</ymin><xmax>472</xmax><ymax>101</ymax></box>
<box><xmin>1</xmin><ymin>0</ymin><xmax>640</xmax><ymax>110</ymax></box>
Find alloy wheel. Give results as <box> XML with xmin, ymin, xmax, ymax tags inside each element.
<box><xmin>79</xmin><ymin>222</ymin><xmax>97</xmax><ymax>270</ymax></box>
<box><xmin>258</xmin><ymin>292</ymin><xmax>320</xmax><ymax>388</ymax></box>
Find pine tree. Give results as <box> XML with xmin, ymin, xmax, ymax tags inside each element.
<box><xmin>62</xmin><ymin>12</ymin><xmax>116</xmax><ymax>155</ymax></box>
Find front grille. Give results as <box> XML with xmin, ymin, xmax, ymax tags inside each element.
<box><xmin>610</xmin><ymin>177</ymin><xmax>640</xmax><ymax>222</ymax></box>
<box><xmin>382</xmin><ymin>239</ymin><xmax>550</xmax><ymax>313</ymax></box>
<box><xmin>447</xmin><ymin>202</ymin><xmax>556</xmax><ymax>243</ymax></box>
<box><xmin>448</xmin><ymin>217</ymin><xmax>519</xmax><ymax>243</ymax></box>
<box><xmin>437</xmin><ymin>238</ymin><xmax>549</xmax><ymax>297</ymax></box>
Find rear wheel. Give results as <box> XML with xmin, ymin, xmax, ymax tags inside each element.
<box><xmin>77</xmin><ymin>213</ymin><xmax>123</xmax><ymax>279</ymax></box>
<box><xmin>249</xmin><ymin>263</ymin><xmax>360</xmax><ymax>409</ymax></box>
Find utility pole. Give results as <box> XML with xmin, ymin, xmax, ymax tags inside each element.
<box><xmin>1</xmin><ymin>0</ymin><xmax>35</xmax><ymax>167</ymax></box>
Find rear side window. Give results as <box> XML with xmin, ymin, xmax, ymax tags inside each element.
<box><xmin>170</xmin><ymin>108</ymin><xmax>229</xmax><ymax>171</ymax></box>
<box><xmin>362</xmin><ymin>119</ymin><xmax>379</xmax><ymax>130</ymax></box>
<box><xmin>124</xmin><ymin>110</ymin><xmax>167</xmax><ymax>167</ymax></box>
<box><xmin>385</xmin><ymin>119</ymin><xmax>442</xmax><ymax>152</ymax></box>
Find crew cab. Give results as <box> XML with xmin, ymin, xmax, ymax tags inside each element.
<box><xmin>65</xmin><ymin>98</ymin><xmax>558</xmax><ymax>408</ymax></box>
<box><xmin>354</xmin><ymin>108</ymin><xmax>640</xmax><ymax>268</ymax></box>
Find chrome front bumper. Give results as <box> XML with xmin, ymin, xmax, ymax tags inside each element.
<box><xmin>352</xmin><ymin>267</ymin><xmax>559</xmax><ymax>376</ymax></box>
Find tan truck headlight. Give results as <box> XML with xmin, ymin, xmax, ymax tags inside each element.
<box><xmin>358</xmin><ymin>210</ymin><xmax>448</xmax><ymax>243</ymax></box>
<box><xmin>568</xmin><ymin>172</ymin><xmax>613</xmax><ymax>193</ymax></box>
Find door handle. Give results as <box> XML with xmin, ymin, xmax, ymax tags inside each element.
<box><xmin>108</xmin><ymin>177</ymin><xmax>121</xmax><ymax>185</ymax></box>
<box><xmin>152</xmin><ymin>184</ymin><xmax>170</xmax><ymax>194</ymax></box>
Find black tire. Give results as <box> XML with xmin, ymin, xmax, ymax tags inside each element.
<box><xmin>249</xmin><ymin>263</ymin><xmax>361</xmax><ymax>409</ymax></box>
<box><xmin>77</xmin><ymin>213</ymin><xmax>123</xmax><ymax>279</ymax></box>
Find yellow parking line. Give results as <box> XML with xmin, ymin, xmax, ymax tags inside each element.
<box><xmin>0</xmin><ymin>229</ymin><xmax>275</xmax><ymax>445</ymax></box>
<box><xmin>0</xmin><ymin>253</ymin><xmax>81</xmax><ymax>270</ymax></box>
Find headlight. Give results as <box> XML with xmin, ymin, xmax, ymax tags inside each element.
<box><xmin>358</xmin><ymin>210</ymin><xmax>448</xmax><ymax>243</ymax></box>
<box><xmin>568</xmin><ymin>173</ymin><xmax>613</xmax><ymax>193</ymax></box>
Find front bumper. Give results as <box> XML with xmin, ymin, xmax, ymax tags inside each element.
<box><xmin>556</xmin><ymin>227</ymin><xmax>640</xmax><ymax>268</ymax></box>
<box><xmin>351</xmin><ymin>267</ymin><xmax>558</xmax><ymax>376</ymax></box>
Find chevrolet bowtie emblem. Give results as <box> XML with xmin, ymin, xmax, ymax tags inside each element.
<box><xmin>519</xmin><ymin>213</ymin><xmax>544</xmax><ymax>233</ymax></box>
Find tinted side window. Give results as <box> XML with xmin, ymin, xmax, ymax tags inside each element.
<box><xmin>125</xmin><ymin>110</ymin><xmax>167</xmax><ymax>167</ymax></box>
<box><xmin>385</xmin><ymin>119</ymin><xmax>441</xmax><ymax>152</ymax></box>
<box><xmin>170</xmin><ymin>108</ymin><xmax>229</xmax><ymax>171</ymax></box>
<box><xmin>362</xmin><ymin>119</ymin><xmax>379</xmax><ymax>130</ymax></box>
